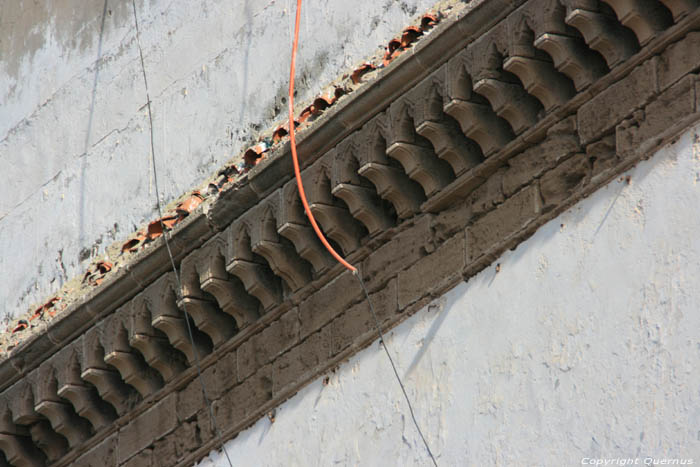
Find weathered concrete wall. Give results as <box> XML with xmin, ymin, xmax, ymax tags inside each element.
<box><xmin>197</xmin><ymin>124</ymin><xmax>700</xmax><ymax>466</ymax></box>
<box><xmin>0</xmin><ymin>0</ymin><xmax>438</xmax><ymax>319</ymax></box>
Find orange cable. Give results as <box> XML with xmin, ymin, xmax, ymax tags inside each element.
<box><xmin>288</xmin><ymin>0</ymin><xmax>357</xmax><ymax>274</ymax></box>
<box><xmin>287</xmin><ymin>6</ymin><xmax>438</xmax><ymax>463</ymax></box>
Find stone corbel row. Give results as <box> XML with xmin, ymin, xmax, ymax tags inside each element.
<box><xmin>147</xmin><ymin>0</ymin><xmax>697</xmax><ymax>415</ymax></box>
<box><xmin>0</xmin><ymin>274</ymin><xmax>196</xmax><ymax>466</ymax></box>
<box><xmin>178</xmin><ymin>105</ymin><xmax>466</xmax><ymax>334</ymax></box>
<box><xmin>404</xmin><ymin>0</ymin><xmax>688</xmax><ymax>210</ymax></box>
<box><xmin>0</xmin><ymin>0</ymin><xmax>695</xmax><ymax>464</ymax></box>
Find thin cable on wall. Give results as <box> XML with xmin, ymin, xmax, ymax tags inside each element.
<box><xmin>287</xmin><ymin>1</ymin><xmax>438</xmax><ymax>465</ymax></box>
<box><xmin>129</xmin><ymin>2</ymin><xmax>234</xmax><ymax>466</ymax></box>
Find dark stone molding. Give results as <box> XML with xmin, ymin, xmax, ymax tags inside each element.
<box><xmin>2</xmin><ymin>0</ymin><xmax>700</xmax><ymax>465</ymax></box>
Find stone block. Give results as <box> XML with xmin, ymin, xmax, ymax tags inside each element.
<box><xmin>121</xmin><ymin>448</ymin><xmax>153</xmax><ymax>467</ymax></box>
<box><xmin>177</xmin><ymin>348</ymin><xmax>237</xmax><ymax>422</ymax></box>
<box><xmin>578</xmin><ymin>58</ymin><xmax>658</xmax><ymax>144</ymax></box>
<box><xmin>211</xmin><ymin>349</ymin><xmax>239</xmax><ymax>399</ymax></box>
<box><xmin>615</xmin><ymin>110</ymin><xmax>645</xmax><ymax>156</ymax></box>
<box><xmin>273</xmin><ymin>327</ymin><xmax>331</xmax><ymax>395</ymax></box>
<box><xmin>117</xmin><ymin>394</ymin><xmax>177</xmax><ymax>465</ymax></box>
<box><xmin>213</xmin><ymin>365</ymin><xmax>272</xmax><ymax>425</ymax></box>
<box><xmin>330</xmin><ymin>279</ymin><xmax>398</xmax><ymax>355</ymax></box>
<box><xmin>151</xmin><ymin>421</ymin><xmax>201</xmax><ymax>466</ymax></box>
<box><xmin>588</xmin><ymin>135</ymin><xmax>619</xmax><ymax>181</ymax></box>
<box><xmin>177</xmin><ymin>379</ymin><xmax>204</xmax><ymax>423</ymax></box>
<box><xmin>466</xmin><ymin>184</ymin><xmax>541</xmax><ymax>262</ymax></box>
<box><xmin>360</xmin><ymin>215</ymin><xmax>435</xmax><ymax>287</ymax></box>
<box><xmin>430</xmin><ymin>199</ymin><xmax>471</xmax><ymax>244</ymax></box>
<box><xmin>398</xmin><ymin>235</ymin><xmax>466</xmax><ymax>308</ymax></box>
<box><xmin>260</xmin><ymin>308</ymin><xmax>300</xmax><ymax>362</ymax></box>
<box><xmin>237</xmin><ymin>337</ymin><xmax>258</xmax><ymax>382</ymax></box>
<box><xmin>193</xmin><ymin>409</ymin><xmax>217</xmax><ymax>447</ymax></box>
<box><xmin>617</xmin><ymin>75</ymin><xmax>697</xmax><ymax>156</ymax></box>
<box><xmin>75</xmin><ymin>433</ymin><xmax>117</xmax><ymax>467</ymax></box>
<box><xmin>503</xmin><ymin>132</ymin><xmax>580</xmax><ymax>196</ymax></box>
<box><xmin>643</xmin><ymin>74</ymin><xmax>697</xmax><ymax>138</ymax></box>
<box><xmin>540</xmin><ymin>153</ymin><xmax>591</xmax><ymax>209</ymax></box>
<box><xmin>151</xmin><ymin>435</ymin><xmax>177</xmax><ymax>467</ymax></box>
<box><xmin>657</xmin><ymin>32</ymin><xmax>700</xmax><ymax>90</ymax></box>
<box><xmin>467</xmin><ymin>168</ymin><xmax>505</xmax><ymax>218</ymax></box>
<box><xmin>299</xmin><ymin>271</ymin><xmax>360</xmax><ymax>339</ymax></box>
<box><xmin>239</xmin><ymin>307</ymin><xmax>300</xmax><ymax>380</ymax></box>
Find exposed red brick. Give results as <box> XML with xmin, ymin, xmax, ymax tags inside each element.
<box><xmin>420</xmin><ymin>13</ymin><xmax>439</xmax><ymax>31</ymax></box>
<box><xmin>7</xmin><ymin>4</ymin><xmax>700</xmax><ymax>466</ymax></box>
<box><xmin>146</xmin><ymin>216</ymin><xmax>179</xmax><ymax>240</ymax></box>
<box><xmin>351</xmin><ymin>63</ymin><xmax>375</xmax><ymax>84</ymax></box>
<box><xmin>400</xmin><ymin>26</ymin><xmax>422</xmax><ymax>48</ymax></box>
<box><xmin>176</xmin><ymin>191</ymin><xmax>205</xmax><ymax>216</ymax></box>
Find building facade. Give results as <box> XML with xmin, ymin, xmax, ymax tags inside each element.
<box><xmin>1</xmin><ymin>0</ymin><xmax>699</xmax><ymax>465</ymax></box>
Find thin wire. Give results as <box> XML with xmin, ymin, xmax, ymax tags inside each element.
<box><xmin>130</xmin><ymin>2</ymin><xmax>233</xmax><ymax>466</ymax></box>
<box><xmin>356</xmin><ymin>272</ymin><xmax>439</xmax><ymax>467</ymax></box>
<box><xmin>287</xmin><ymin>0</ymin><xmax>437</xmax><ymax>464</ymax></box>
<box><xmin>132</xmin><ymin>0</ymin><xmax>436</xmax><ymax>464</ymax></box>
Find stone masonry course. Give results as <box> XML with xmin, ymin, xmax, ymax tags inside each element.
<box><xmin>1</xmin><ymin>0</ymin><xmax>699</xmax><ymax>465</ymax></box>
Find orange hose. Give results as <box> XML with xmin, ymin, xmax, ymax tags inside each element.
<box><xmin>288</xmin><ymin>0</ymin><xmax>357</xmax><ymax>273</ymax></box>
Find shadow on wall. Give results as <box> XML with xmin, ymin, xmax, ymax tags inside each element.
<box><xmin>405</xmin><ymin>296</ymin><xmax>449</xmax><ymax>377</ymax></box>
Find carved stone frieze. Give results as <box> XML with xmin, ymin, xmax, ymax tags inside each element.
<box><xmin>1</xmin><ymin>0</ymin><xmax>698</xmax><ymax>465</ymax></box>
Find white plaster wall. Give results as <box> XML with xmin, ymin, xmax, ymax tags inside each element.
<box><xmin>0</xmin><ymin>0</ymin><xmax>439</xmax><ymax>318</ymax></box>
<box><xmin>197</xmin><ymin>125</ymin><xmax>700</xmax><ymax>466</ymax></box>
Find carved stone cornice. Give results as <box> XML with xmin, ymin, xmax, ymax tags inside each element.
<box><xmin>1</xmin><ymin>0</ymin><xmax>699</xmax><ymax>465</ymax></box>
